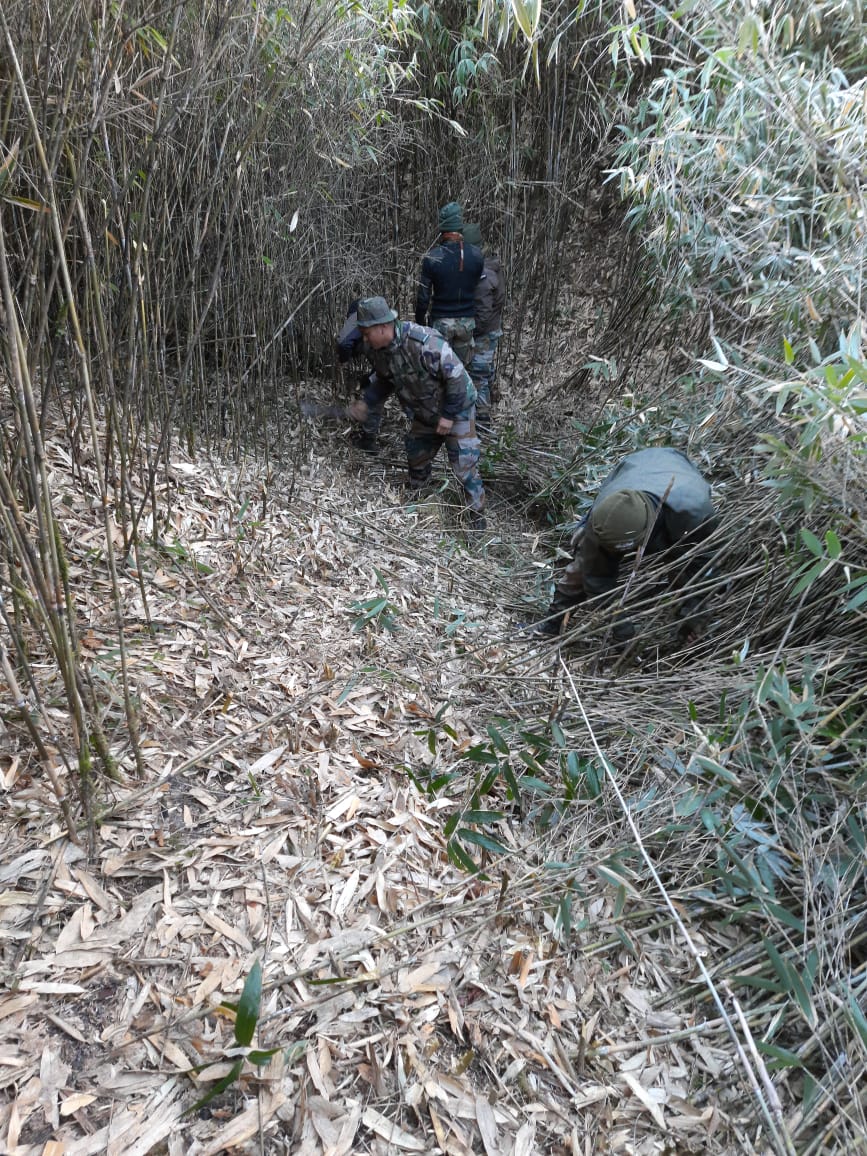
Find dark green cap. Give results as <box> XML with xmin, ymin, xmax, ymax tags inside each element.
<box><xmin>438</xmin><ymin>202</ymin><xmax>463</xmax><ymax>232</ymax></box>
<box><xmin>356</xmin><ymin>296</ymin><xmax>398</xmax><ymax>327</ymax></box>
<box><xmin>591</xmin><ymin>490</ymin><xmax>655</xmax><ymax>550</ymax></box>
<box><xmin>462</xmin><ymin>222</ymin><xmax>482</xmax><ymax>246</ymax></box>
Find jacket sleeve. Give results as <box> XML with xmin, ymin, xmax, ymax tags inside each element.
<box><xmin>660</xmin><ymin>506</ymin><xmax>720</xmax><ymax>588</ymax></box>
<box><xmin>362</xmin><ymin>373</ymin><xmax>394</xmax><ymax>408</ymax></box>
<box><xmin>439</xmin><ymin>353</ymin><xmax>474</xmax><ymax>419</ymax></box>
<box><xmin>493</xmin><ymin>267</ymin><xmax>506</xmax><ymax>319</ymax></box>
<box><xmin>415</xmin><ymin>258</ymin><xmax>433</xmax><ymax>325</ymax></box>
<box><xmin>474</xmin><ymin>274</ymin><xmax>495</xmax><ymax>332</ymax></box>
<box><xmin>336</xmin><ymin>312</ymin><xmax>362</xmax><ymax>363</ymax></box>
<box><xmin>580</xmin><ymin>529</ymin><xmax>622</xmax><ymax>597</ymax></box>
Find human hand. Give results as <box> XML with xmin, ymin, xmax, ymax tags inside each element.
<box><xmin>349</xmin><ymin>399</ymin><xmax>369</xmax><ymax>423</ymax></box>
<box><xmin>677</xmin><ymin>616</ymin><xmax>704</xmax><ymax>646</ymax></box>
<box><xmin>569</xmin><ymin>520</ymin><xmax>587</xmax><ymax>551</ymax></box>
<box><xmin>612</xmin><ymin>619</ymin><xmax>636</xmax><ymax>643</ymax></box>
<box><xmin>436</xmin><ymin>416</ymin><xmax>454</xmax><ymax>435</ymax></box>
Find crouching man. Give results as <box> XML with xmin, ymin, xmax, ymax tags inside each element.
<box><xmin>537</xmin><ymin>447</ymin><xmax>718</xmax><ymax>641</ymax></box>
<box><xmin>348</xmin><ymin>296</ymin><xmax>487</xmax><ymax>530</ymax></box>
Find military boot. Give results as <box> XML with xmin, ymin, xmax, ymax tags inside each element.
<box><xmin>532</xmin><ymin>592</ymin><xmax>586</xmax><ymax>637</ymax></box>
<box><xmin>350</xmin><ymin>430</ymin><xmax>380</xmax><ymax>454</ymax></box>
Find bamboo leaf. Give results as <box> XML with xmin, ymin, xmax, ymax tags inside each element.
<box><xmin>763</xmin><ymin>939</ymin><xmax>816</xmax><ymax>1027</ymax></box>
<box><xmin>792</xmin><ymin>561</ymin><xmax>824</xmax><ymax>595</ymax></box>
<box><xmin>555</xmin><ymin>890</ymin><xmax>572</xmax><ymax>935</ymax></box>
<box><xmin>691</xmin><ymin>754</ymin><xmax>740</xmax><ymax>786</ymax></box>
<box><xmin>799</xmin><ymin>529</ymin><xmax>824</xmax><ymax>557</ymax></box>
<box><xmin>756</xmin><ymin>1041</ymin><xmax>803</xmax><ymax>1069</ymax></box>
<box><xmin>502</xmin><ymin>759</ymin><xmax>521</xmax><ymax>801</ymax></box>
<box><xmin>594</xmin><ymin>861</ymin><xmax>641</xmax><ymax>898</ymax></box>
<box><xmin>763</xmin><ymin>901</ymin><xmax>805</xmax><ymax>935</ymax></box>
<box><xmin>510</xmin><ymin>0</ymin><xmax>541</xmax><ymax>42</ymax></box>
<box><xmin>615</xmin><ymin>925</ymin><xmax>640</xmax><ymax>959</ymax></box>
<box><xmin>461</xmin><ymin>809</ymin><xmax>505</xmax><ymax>824</ymax></box>
<box><xmin>731</xmin><ymin>974</ymin><xmax>786</xmax><ymax>993</ymax></box>
<box><xmin>844</xmin><ymin>584</ymin><xmax>867</xmax><ymax>612</ymax></box>
<box><xmin>184</xmin><ymin>1059</ymin><xmax>244</xmax><ymax>1115</ymax></box>
<box><xmin>465</xmin><ymin>744</ymin><xmax>499</xmax><ymax>764</ymax></box>
<box><xmin>847</xmin><ymin>993</ymin><xmax>867</xmax><ymax>1049</ymax></box>
<box><xmin>487</xmin><ymin>723</ymin><xmax>510</xmax><ymax>754</ymax></box>
<box><xmin>447</xmin><ymin>838</ymin><xmax>480</xmax><ymax>874</ymax></box>
<box><xmin>787</xmin><ymin>965</ymin><xmax>818</xmax><ymax>1028</ymax></box>
<box><xmin>518</xmin><ymin>749</ymin><xmax>546</xmax><ymax>774</ymax></box>
<box><xmin>457</xmin><ymin>828</ymin><xmax>508</xmax><ymax>855</ymax></box>
<box><xmin>1</xmin><ymin>194</ymin><xmax>49</xmax><ymax>212</ymax></box>
<box><xmin>235</xmin><ymin>959</ymin><xmax>262</xmax><ymax>1047</ymax></box>
<box><xmin>518</xmin><ymin>775</ymin><xmax>551</xmax><ymax>792</ymax></box>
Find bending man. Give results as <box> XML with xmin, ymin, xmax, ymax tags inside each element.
<box><xmin>537</xmin><ymin>447</ymin><xmax>718</xmax><ymax>640</ymax></box>
<box><xmin>348</xmin><ymin>297</ymin><xmax>487</xmax><ymax>530</ymax></box>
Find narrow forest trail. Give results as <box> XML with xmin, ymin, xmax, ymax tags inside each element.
<box><xmin>1</xmin><ymin>217</ymin><xmax>760</xmax><ymax>1155</ymax></box>
<box><xmin>1</xmin><ymin>411</ymin><xmax>749</xmax><ymax>1156</ymax></box>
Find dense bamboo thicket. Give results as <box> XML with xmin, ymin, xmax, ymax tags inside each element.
<box><xmin>0</xmin><ymin>0</ymin><xmax>613</xmax><ymax>804</ymax></box>
<box><xmin>1</xmin><ymin>0</ymin><xmax>866</xmax><ymax>1152</ymax></box>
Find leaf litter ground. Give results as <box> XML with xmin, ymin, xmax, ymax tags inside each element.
<box><xmin>0</xmin><ymin>395</ymin><xmax>767</xmax><ymax>1156</ymax></box>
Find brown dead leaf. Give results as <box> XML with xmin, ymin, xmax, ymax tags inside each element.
<box><xmin>621</xmin><ymin>1071</ymin><xmax>666</xmax><ymax>1130</ymax></box>
<box><xmin>362</xmin><ymin>1106</ymin><xmax>427</xmax><ymax>1151</ymax></box>
<box><xmin>475</xmin><ymin>1094</ymin><xmax>500</xmax><ymax>1156</ymax></box>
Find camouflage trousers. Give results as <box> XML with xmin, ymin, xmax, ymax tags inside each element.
<box><xmin>405</xmin><ymin>411</ymin><xmax>485</xmax><ymax>513</ymax></box>
<box><xmin>469</xmin><ymin>330</ymin><xmax>502</xmax><ymax>414</ymax></box>
<box><xmin>432</xmin><ymin>317</ymin><xmax>475</xmax><ymax>369</ymax></box>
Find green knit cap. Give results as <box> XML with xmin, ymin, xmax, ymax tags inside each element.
<box><xmin>591</xmin><ymin>490</ymin><xmax>655</xmax><ymax>550</ymax></box>
<box><xmin>462</xmin><ymin>222</ymin><xmax>482</xmax><ymax>246</ymax></box>
<box><xmin>438</xmin><ymin>202</ymin><xmax>464</xmax><ymax>232</ymax></box>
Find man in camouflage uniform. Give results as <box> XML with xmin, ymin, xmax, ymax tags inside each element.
<box><xmin>348</xmin><ymin>296</ymin><xmax>487</xmax><ymax>529</ymax></box>
<box><xmin>537</xmin><ymin>448</ymin><xmax>718</xmax><ymax>640</ymax></box>
<box><xmin>462</xmin><ymin>222</ymin><xmax>506</xmax><ymax>429</ymax></box>
<box><xmin>414</xmin><ymin>202</ymin><xmax>484</xmax><ymax>369</ymax></box>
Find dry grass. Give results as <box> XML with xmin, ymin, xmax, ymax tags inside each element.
<box><xmin>1</xmin><ymin>2</ymin><xmax>866</xmax><ymax>1152</ymax></box>
<box><xmin>2</xmin><ymin>334</ymin><xmax>865</xmax><ymax>1152</ymax></box>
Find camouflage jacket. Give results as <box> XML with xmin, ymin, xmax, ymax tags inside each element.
<box><xmin>362</xmin><ymin>322</ymin><xmax>477</xmax><ymax>426</ymax></box>
<box><xmin>582</xmin><ymin>448</ymin><xmax>718</xmax><ymax>596</ymax></box>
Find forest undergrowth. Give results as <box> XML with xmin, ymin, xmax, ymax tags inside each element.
<box><xmin>2</xmin><ymin>226</ymin><xmax>865</xmax><ymax>1153</ymax></box>
<box><xmin>2</xmin><ymin>0</ymin><xmax>866</xmax><ymax>1152</ymax></box>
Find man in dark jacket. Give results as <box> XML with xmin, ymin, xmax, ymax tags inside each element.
<box><xmin>348</xmin><ymin>297</ymin><xmax>487</xmax><ymax>528</ymax></box>
<box><xmin>415</xmin><ymin>202</ymin><xmax>484</xmax><ymax>369</ymax></box>
<box><xmin>336</xmin><ymin>299</ymin><xmax>382</xmax><ymax>453</ymax></box>
<box><xmin>462</xmin><ymin>223</ymin><xmax>506</xmax><ymax>428</ymax></box>
<box><xmin>537</xmin><ymin>447</ymin><xmax>718</xmax><ymax>639</ymax></box>
<box><xmin>336</xmin><ymin>300</ymin><xmax>363</xmax><ymax>365</ymax></box>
